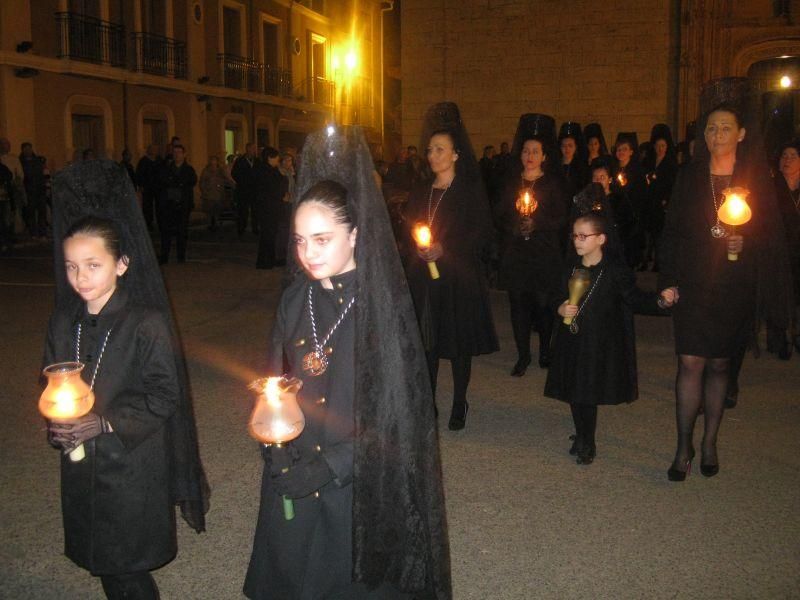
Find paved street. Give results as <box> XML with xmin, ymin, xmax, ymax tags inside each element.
<box><xmin>1</xmin><ymin>229</ymin><xmax>798</xmax><ymax>600</ymax></box>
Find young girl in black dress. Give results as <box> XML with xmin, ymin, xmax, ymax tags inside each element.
<box><xmin>545</xmin><ymin>208</ymin><xmax>661</xmax><ymax>465</ymax></box>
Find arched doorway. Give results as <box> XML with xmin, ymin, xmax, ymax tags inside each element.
<box><xmin>747</xmin><ymin>56</ymin><xmax>800</xmax><ymax>160</ymax></box>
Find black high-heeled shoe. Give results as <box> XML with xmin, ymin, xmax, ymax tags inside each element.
<box><xmin>576</xmin><ymin>443</ymin><xmax>596</xmax><ymax>465</ymax></box>
<box><xmin>568</xmin><ymin>434</ymin><xmax>578</xmax><ymax>456</ymax></box>
<box><xmin>667</xmin><ymin>450</ymin><xmax>695</xmax><ymax>482</ymax></box>
<box><xmin>448</xmin><ymin>401</ymin><xmax>469</xmax><ymax>431</ymax></box>
<box><xmin>510</xmin><ymin>358</ymin><xmax>531</xmax><ymax>377</ymax></box>
<box><xmin>538</xmin><ymin>354</ymin><xmax>551</xmax><ymax>369</ymax></box>
<box><xmin>700</xmin><ymin>463</ymin><xmax>719</xmax><ymax>477</ymax></box>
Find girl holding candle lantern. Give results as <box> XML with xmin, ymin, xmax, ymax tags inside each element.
<box><xmin>402</xmin><ymin>102</ymin><xmax>498</xmax><ymax>430</ymax></box>
<box><xmin>495</xmin><ymin>113</ymin><xmax>569</xmax><ymax>375</ymax></box>
<box><xmin>244</xmin><ymin>126</ymin><xmax>451</xmax><ymax>599</ymax></box>
<box><xmin>42</xmin><ymin>160</ymin><xmax>208</xmax><ymax>598</ymax></box>
<box><xmin>658</xmin><ymin>77</ymin><xmax>793</xmax><ymax>481</ymax></box>
<box><xmin>545</xmin><ymin>185</ymin><xmax>663</xmax><ymax>465</ymax></box>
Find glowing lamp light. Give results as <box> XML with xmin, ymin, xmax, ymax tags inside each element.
<box><xmin>332</xmin><ymin>55</ymin><xmax>340</xmax><ymax>70</ymax></box>
<box><xmin>412</xmin><ymin>223</ymin><xmax>440</xmax><ymax>280</ymax></box>
<box><xmin>616</xmin><ymin>172</ymin><xmax>628</xmax><ymax>187</ymax></box>
<box><xmin>39</xmin><ymin>362</ymin><xmax>95</xmax><ymax>462</ymax></box>
<box><xmin>717</xmin><ymin>187</ymin><xmax>752</xmax><ymax>261</ymax></box>
<box><xmin>345</xmin><ymin>51</ymin><xmax>357</xmax><ymax>71</ymax></box>
<box><xmin>249</xmin><ymin>376</ymin><xmax>305</xmax><ymax>520</ymax></box>
<box><xmin>516</xmin><ymin>190</ymin><xmax>538</xmax><ymax>217</ymax></box>
<box><xmin>326</xmin><ymin>125</ymin><xmax>336</xmax><ymax>137</ymax></box>
<box><xmin>780</xmin><ymin>75</ymin><xmax>792</xmax><ymax>89</ymax></box>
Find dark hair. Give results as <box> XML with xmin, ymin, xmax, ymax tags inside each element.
<box><xmin>704</xmin><ymin>102</ymin><xmax>744</xmax><ymax>129</ymax></box>
<box><xmin>589</xmin><ymin>158</ymin><xmax>613</xmax><ymax>178</ymax></box>
<box><xmin>263</xmin><ymin>146</ymin><xmax>280</xmax><ymax>160</ymax></box>
<box><xmin>64</xmin><ymin>215</ymin><xmax>128</xmax><ymax>263</ymax></box>
<box><xmin>407</xmin><ymin>145</ymin><xmax>417</xmax><ymax>152</ymax></box>
<box><xmin>171</xmin><ymin>136</ymin><xmax>180</xmax><ymax>143</ymax></box>
<box><xmin>574</xmin><ymin>212</ymin><xmax>608</xmax><ymax>237</ymax></box>
<box><xmin>297</xmin><ymin>180</ymin><xmax>356</xmax><ymax>231</ymax></box>
<box><xmin>172</xmin><ymin>144</ymin><xmax>185</xmax><ymax>153</ymax></box>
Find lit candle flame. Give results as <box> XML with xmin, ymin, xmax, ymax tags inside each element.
<box><xmin>617</xmin><ymin>172</ymin><xmax>627</xmax><ymax>186</ymax></box>
<box><xmin>516</xmin><ymin>190</ymin><xmax>538</xmax><ymax>217</ymax></box>
<box><xmin>717</xmin><ymin>187</ymin><xmax>752</xmax><ymax>227</ymax></box>
<box><xmin>413</xmin><ymin>224</ymin><xmax>432</xmax><ymax>249</ymax></box>
<box><xmin>52</xmin><ymin>385</ymin><xmax>79</xmax><ymax>418</ymax></box>
<box><xmin>264</xmin><ymin>377</ymin><xmax>282</xmax><ymax>408</ymax></box>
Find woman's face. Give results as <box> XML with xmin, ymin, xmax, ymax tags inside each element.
<box><xmin>281</xmin><ymin>155</ymin><xmax>294</xmax><ymax>170</ymax></box>
<box><xmin>587</xmin><ymin>137</ymin><xmax>601</xmax><ymax>156</ymax></box>
<box><xmin>294</xmin><ymin>202</ymin><xmax>356</xmax><ymax>286</ymax></box>
<box><xmin>561</xmin><ymin>138</ymin><xmax>577</xmax><ymax>163</ymax></box>
<box><xmin>615</xmin><ymin>143</ymin><xmax>633</xmax><ymax>167</ymax></box>
<box><xmin>654</xmin><ymin>139</ymin><xmax>668</xmax><ymax>161</ymax></box>
<box><xmin>521</xmin><ymin>140</ymin><xmax>545</xmax><ymax>172</ymax></box>
<box><xmin>704</xmin><ymin>110</ymin><xmax>745</xmax><ymax>159</ymax></box>
<box><xmin>592</xmin><ymin>168</ymin><xmax>611</xmax><ymax>194</ymax></box>
<box><xmin>426</xmin><ymin>133</ymin><xmax>458</xmax><ymax>177</ymax></box>
<box><xmin>779</xmin><ymin>147</ymin><xmax>800</xmax><ymax>179</ymax></box>
<box><xmin>63</xmin><ymin>234</ymin><xmax>128</xmax><ymax>314</ymax></box>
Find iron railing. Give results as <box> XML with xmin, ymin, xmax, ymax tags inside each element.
<box><xmin>131</xmin><ymin>32</ymin><xmax>187</xmax><ymax>79</ymax></box>
<box><xmin>312</xmin><ymin>76</ymin><xmax>335</xmax><ymax>105</ymax></box>
<box><xmin>56</xmin><ymin>12</ymin><xmax>126</xmax><ymax>67</ymax></box>
<box><xmin>218</xmin><ymin>54</ymin><xmax>293</xmax><ymax>98</ymax></box>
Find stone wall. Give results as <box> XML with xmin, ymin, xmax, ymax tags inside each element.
<box><xmin>401</xmin><ymin>0</ymin><xmax>674</xmax><ymax>150</ymax></box>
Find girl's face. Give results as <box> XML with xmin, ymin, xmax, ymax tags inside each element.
<box><xmin>426</xmin><ymin>133</ymin><xmax>458</xmax><ymax>177</ymax></box>
<box><xmin>654</xmin><ymin>139</ymin><xmax>668</xmax><ymax>160</ymax></box>
<box><xmin>521</xmin><ymin>140</ymin><xmax>545</xmax><ymax>172</ymax></box>
<box><xmin>704</xmin><ymin>110</ymin><xmax>745</xmax><ymax>159</ymax></box>
<box><xmin>294</xmin><ymin>202</ymin><xmax>356</xmax><ymax>288</ymax></box>
<box><xmin>63</xmin><ymin>234</ymin><xmax>128</xmax><ymax>314</ymax></box>
<box><xmin>561</xmin><ymin>138</ymin><xmax>577</xmax><ymax>163</ymax></box>
<box><xmin>587</xmin><ymin>137</ymin><xmax>601</xmax><ymax>156</ymax></box>
<box><xmin>779</xmin><ymin>147</ymin><xmax>800</xmax><ymax>179</ymax></box>
<box><xmin>592</xmin><ymin>168</ymin><xmax>611</xmax><ymax>194</ymax></box>
<box><xmin>615</xmin><ymin>142</ymin><xmax>633</xmax><ymax>166</ymax></box>
<box><xmin>572</xmin><ymin>220</ymin><xmax>606</xmax><ymax>258</ymax></box>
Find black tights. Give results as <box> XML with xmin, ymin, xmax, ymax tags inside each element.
<box><xmin>427</xmin><ymin>353</ymin><xmax>472</xmax><ymax>407</ymax></box>
<box><xmin>508</xmin><ymin>289</ymin><xmax>553</xmax><ymax>362</ymax></box>
<box><xmin>570</xmin><ymin>404</ymin><xmax>597</xmax><ymax>448</ymax></box>
<box><xmin>100</xmin><ymin>571</ymin><xmax>159</xmax><ymax>600</ymax></box>
<box><xmin>673</xmin><ymin>354</ymin><xmax>729</xmax><ymax>468</ymax></box>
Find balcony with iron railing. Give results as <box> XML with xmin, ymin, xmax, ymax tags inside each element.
<box><xmin>56</xmin><ymin>11</ymin><xmax>126</xmax><ymax>67</ymax></box>
<box><xmin>218</xmin><ymin>54</ymin><xmax>293</xmax><ymax>98</ymax></box>
<box><xmin>131</xmin><ymin>32</ymin><xmax>187</xmax><ymax>79</ymax></box>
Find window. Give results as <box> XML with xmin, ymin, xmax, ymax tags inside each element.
<box><xmin>143</xmin><ymin>118</ymin><xmax>168</xmax><ymax>149</ymax></box>
<box><xmin>72</xmin><ymin>114</ymin><xmax>105</xmax><ymax>158</ymax></box>
<box><xmin>223</xmin><ymin>6</ymin><xmax>243</xmax><ymax>56</ymax></box>
<box><xmin>297</xmin><ymin>0</ymin><xmax>325</xmax><ymax>15</ymax></box>
<box><xmin>262</xmin><ymin>21</ymin><xmax>278</xmax><ymax>67</ymax></box>
<box><xmin>142</xmin><ymin>0</ymin><xmax>167</xmax><ymax>35</ymax></box>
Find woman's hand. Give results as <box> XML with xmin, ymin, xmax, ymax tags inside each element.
<box><xmin>418</xmin><ymin>242</ymin><xmax>443</xmax><ymax>262</ymax></box>
<box><xmin>659</xmin><ymin>287</ymin><xmax>679</xmax><ymax>308</ymax></box>
<box><xmin>727</xmin><ymin>234</ymin><xmax>743</xmax><ymax>255</ymax></box>
<box><xmin>558</xmin><ymin>302</ymin><xmax>578</xmax><ymax>318</ymax></box>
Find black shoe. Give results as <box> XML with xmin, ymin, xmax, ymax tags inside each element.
<box><xmin>538</xmin><ymin>353</ymin><xmax>551</xmax><ymax>369</ymax></box>
<box><xmin>667</xmin><ymin>449</ymin><xmax>695</xmax><ymax>482</ymax></box>
<box><xmin>700</xmin><ymin>463</ymin><xmax>719</xmax><ymax>477</ymax></box>
<box><xmin>724</xmin><ymin>395</ymin><xmax>738</xmax><ymax>409</ymax></box>
<box><xmin>576</xmin><ymin>443</ymin><xmax>596</xmax><ymax>465</ymax></box>
<box><xmin>510</xmin><ymin>358</ymin><xmax>531</xmax><ymax>377</ymax></box>
<box><xmin>568</xmin><ymin>434</ymin><xmax>578</xmax><ymax>456</ymax></box>
<box><xmin>448</xmin><ymin>401</ymin><xmax>468</xmax><ymax>431</ymax></box>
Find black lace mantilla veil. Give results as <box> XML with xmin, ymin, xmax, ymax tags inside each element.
<box><xmin>693</xmin><ymin>77</ymin><xmax>793</xmax><ymax>332</ymax></box>
<box><xmin>51</xmin><ymin>159</ymin><xmax>210</xmax><ymax>532</ymax></box>
<box><xmin>419</xmin><ymin>101</ymin><xmax>483</xmax><ymax>184</ymax></box>
<box><xmin>289</xmin><ymin>126</ymin><xmax>452</xmax><ymax>598</ymax></box>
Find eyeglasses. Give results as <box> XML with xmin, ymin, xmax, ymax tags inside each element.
<box><xmin>571</xmin><ymin>233</ymin><xmax>602</xmax><ymax>241</ymax></box>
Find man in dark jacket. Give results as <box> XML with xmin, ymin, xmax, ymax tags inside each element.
<box><xmin>135</xmin><ymin>144</ymin><xmax>162</xmax><ymax>230</ymax></box>
<box><xmin>157</xmin><ymin>144</ymin><xmax>197</xmax><ymax>264</ymax></box>
<box><xmin>232</xmin><ymin>143</ymin><xmax>261</xmax><ymax>237</ymax></box>
<box><xmin>19</xmin><ymin>142</ymin><xmax>48</xmax><ymax>237</ymax></box>
<box><xmin>255</xmin><ymin>147</ymin><xmax>287</xmax><ymax>269</ymax></box>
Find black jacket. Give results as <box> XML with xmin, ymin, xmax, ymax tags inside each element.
<box><xmin>135</xmin><ymin>156</ymin><xmax>162</xmax><ymax>194</ymax></box>
<box><xmin>159</xmin><ymin>161</ymin><xmax>197</xmax><ymax>211</ymax></box>
<box><xmin>231</xmin><ymin>156</ymin><xmax>261</xmax><ymax>201</ymax></box>
<box><xmin>43</xmin><ymin>289</ymin><xmax>180</xmax><ymax>575</ymax></box>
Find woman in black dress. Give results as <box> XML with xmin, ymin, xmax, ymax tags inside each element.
<box><xmin>559</xmin><ymin>121</ymin><xmax>589</xmax><ymax>196</ymax></box>
<box><xmin>584</xmin><ymin>122</ymin><xmax>611</xmax><ymax>168</ymax></box>
<box><xmin>658</xmin><ymin>77</ymin><xmax>793</xmax><ymax>481</ymax></box>
<box><xmin>642</xmin><ymin>124</ymin><xmax>679</xmax><ymax>271</ymax></box>
<box><xmin>245</xmin><ymin>126</ymin><xmax>451</xmax><ymax>599</ymax></box>
<box><xmin>612</xmin><ymin>132</ymin><xmax>648</xmax><ymax>268</ymax></box>
<box><xmin>404</xmin><ymin>102</ymin><xmax>499</xmax><ymax>430</ymax></box>
<box><xmin>495</xmin><ymin>114</ymin><xmax>569</xmax><ymax>375</ymax></box>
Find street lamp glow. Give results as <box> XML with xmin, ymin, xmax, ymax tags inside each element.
<box><xmin>332</xmin><ymin>55</ymin><xmax>340</xmax><ymax>70</ymax></box>
<box><xmin>345</xmin><ymin>51</ymin><xmax>357</xmax><ymax>71</ymax></box>
<box><xmin>780</xmin><ymin>75</ymin><xmax>792</xmax><ymax>88</ymax></box>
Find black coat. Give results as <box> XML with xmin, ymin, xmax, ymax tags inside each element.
<box><xmin>544</xmin><ymin>257</ymin><xmax>661</xmax><ymax>405</ymax></box>
<box><xmin>612</xmin><ymin>160</ymin><xmax>647</xmax><ymax>265</ymax></box>
<box><xmin>158</xmin><ymin>161</ymin><xmax>197</xmax><ymax>212</ymax></box>
<box><xmin>774</xmin><ymin>174</ymin><xmax>800</xmax><ymax>303</ymax></box>
<box><xmin>246</xmin><ymin>271</ymin><xmax>408</xmax><ymax>599</ymax></box>
<box><xmin>644</xmin><ymin>155</ymin><xmax>678</xmax><ymax>234</ymax></box>
<box><xmin>43</xmin><ymin>289</ymin><xmax>180</xmax><ymax>575</ymax></box>
<box><xmin>658</xmin><ymin>160</ymin><xmax>792</xmax><ymax>356</ymax></box>
<box><xmin>231</xmin><ymin>156</ymin><xmax>262</xmax><ymax>201</ymax></box>
<box><xmin>404</xmin><ymin>176</ymin><xmax>499</xmax><ymax>358</ymax></box>
<box><xmin>495</xmin><ymin>172</ymin><xmax>569</xmax><ymax>294</ymax></box>
<box><xmin>135</xmin><ymin>155</ymin><xmax>162</xmax><ymax>194</ymax></box>
<box><xmin>562</xmin><ymin>160</ymin><xmax>590</xmax><ymax>198</ymax></box>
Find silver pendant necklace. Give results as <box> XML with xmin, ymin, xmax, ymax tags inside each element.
<box><xmin>569</xmin><ymin>268</ymin><xmax>604</xmax><ymax>335</ymax></box>
<box><xmin>302</xmin><ymin>285</ymin><xmax>356</xmax><ymax>376</ymax></box>
<box><xmin>75</xmin><ymin>323</ymin><xmax>112</xmax><ymax>390</ymax></box>
<box><xmin>709</xmin><ymin>172</ymin><xmax>728</xmax><ymax>239</ymax></box>
<box><xmin>427</xmin><ymin>178</ymin><xmax>452</xmax><ymax>227</ymax></box>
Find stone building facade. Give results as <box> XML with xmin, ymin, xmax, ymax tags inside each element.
<box><xmin>0</xmin><ymin>0</ymin><xmax>385</xmax><ymax>172</ymax></box>
<box><xmin>401</xmin><ymin>0</ymin><xmax>800</xmax><ymax>153</ymax></box>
